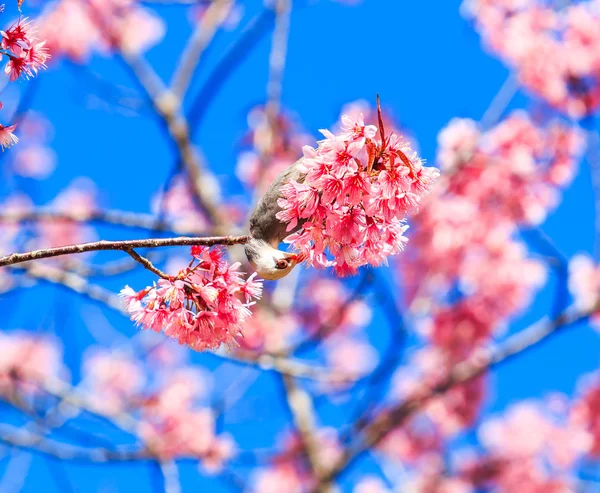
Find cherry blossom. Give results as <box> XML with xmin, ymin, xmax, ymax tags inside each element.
<box><xmin>464</xmin><ymin>0</ymin><xmax>600</xmax><ymax>117</ymax></box>
<box><xmin>0</xmin><ymin>123</ymin><xmax>18</xmax><ymax>150</ymax></box>
<box><xmin>569</xmin><ymin>254</ymin><xmax>600</xmax><ymax>326</ymax></box>
<box><xmin>1</xmin><ymin>17</ymin><xmax>50</xmax><ymax>81</ymax></box>
<box><xmin>83</xmin><ymin>349</ymin><xmax>145</xmax><ymax>412</ymax></box>
<box><xmin>236</xmin><ymin>106</ymin><xmax>313</xmax><ymax>193</ymax></box>
<box><xmin>39</xmin><ymin>0</ymin><xmax>165</xmax><ymax>62</ymax></box>
<box><xmin>0</xmin><ymin>332</ymin><xmax>65</xmax><ymax>395</ymax></box>
<box><xmin>277</xmin><ymin>110</ymin><xmax>439</xmax><ymax>276</ymax></box>
<box><xmin>121</xmin><ymin>246</ymin><xmax>263</xmax><ymax>351</ymax></box>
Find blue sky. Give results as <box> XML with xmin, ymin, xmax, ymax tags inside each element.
<box><xmin>1</xmin><ymin>0</ymin><xmax>599</xmax><ymax>491</ymax></box>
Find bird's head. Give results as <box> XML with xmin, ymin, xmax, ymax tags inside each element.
<box><xmin>244</xmin><ymin>238</ymin><xmax>303</xmax><ymax>281</ymax></box>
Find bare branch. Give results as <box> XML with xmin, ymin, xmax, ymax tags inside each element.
<box><xmin>170</xmin><ymin>0</ymin><xmax>234</xmax><ymax>99</ymax></box>
<box><xmin>0</xmin><ymin>207</ymin><xmax>205</xmax><ymax>235</ymax></box>
<box><xmin>124</xmin><ymin>249</ymin><xmax>171</xmax><ymax>279</ymax></box>
<box><xmin>0</xmin><ymin>235</ymin><xmax>249</xmax><ymax>268</ymax></box>
<box><xmin>0</xmin><ymin>423</ymin><xmax>146</xmax><ymax>462</ymax></box>
<box><xmin>282</xmin><ymin>375</ymin><xmax>329</xmax><ymax>485</ymax></box>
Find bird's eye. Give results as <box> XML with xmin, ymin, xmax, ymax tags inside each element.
<box><xmin>275</xmin><ymin>259</ymin><xmax>289</xmax><ymax>270</ymax></box>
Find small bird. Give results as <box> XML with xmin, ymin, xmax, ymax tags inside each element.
<box><xmin>245</xmin><ymin>159</ymin><xmax>305</xmax><ymax>280</ymax></box>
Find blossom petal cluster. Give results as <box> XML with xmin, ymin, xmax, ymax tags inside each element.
<box><xmin>0</xmin><ymin>331</ymin><xmax>65</xmax><ymax>395</ymax></box>
<box><xmin>277</xmin><ymin>113</ymin><xmax>440</xmax><ymax>276</ymax></box>
<box><xmin>38</xmin><ymin>0</ymin><xmax>165</xmax><ymax>62</ymax></box>
<box><xmin>120</xmin><ymin>246</ymin><xmax>263</xmax><ymax>351</ymax></box>
<box><xmin>1</xmin><ymin>17</ymin><xmax>50</xmax><ymax>81</ymax></box>
<box><xmin>464</xmin><ymin>0</ymin><xmax>600</xmax><ymax>117</ymax></box>
<box><xmin>403</xmin><ymin>113</ymin><xmax>582</xmax><ymax>364</ymax></box>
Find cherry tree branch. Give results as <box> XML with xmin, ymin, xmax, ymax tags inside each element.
<box><xmin>0</xmin><ymin>424</ymin><xmax>147</xmax><ymax>462</ymax></box>
<box><xmin>0</xmin><ymin>208</ymin><xmax>206</xmax><ymax>235</ymax></box>
<box><xmin>170</xmin><ymin>0</ymin><xmax>234</xmax><ymax>99</ymax></box>
<box><xmin>312</xmin><ymin>302</ymin><xmax>597</xmax><ymax>490</ymax></box>
<box><xmin>0</xmin><ymin>235</ymin><xmax>249</xmax><ymax>268</ymax></box>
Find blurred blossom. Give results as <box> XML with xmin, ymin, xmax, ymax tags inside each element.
<box><xmin>151</xmin><ymin>174</ymin><xmax>211</xmax><ymax>233</ymax></box>
<box><xmin>236</xmin><ymin>106</ymin><xmax>313</xmax><ymax>194</ymax></box>
<box><xmin>459</xmin><ymin>399</ymin><xmax>591</xmax><ymax>491</ymax></box>
<box><xmin>569</xmin><ymin>254</ymin><xmax>600</xmax><ymax>325</ymax></box>
<box><xmin>464</xmin><ymin>0</ymin><xmax>600</xmax><ymax>117</ymax></box>
<box><xmin>83</xmin><ymin>349</ymin><xmax>145</xmax><ymax>412</ymax></box>
<box><xmin>12</xmin><ymin>145</ymin><xmax>57</xmax><ymax>179</ymax></box>
<box><xmin>325</xmin><ymin>336</ymin><xmax>377</xmax><ymax>381</ymax></box>
<box><xmin>236</xmin><ymin>306</ymin><xmax>300</xmax><ymax>353</ymax></box>
<box><xmin>572</xmin><ymin>373</ymin><xmax>600</xmax><ymax>456</ymax></box>
<box><xmin>34</xmin><ymin>178</ymin><xmax>98</xmax><ymax>249</ymax></box>
<box><xmin>39</xmin><ymin>0</ymin><xmax>165</xmax><ymax>62</ymax></box>
<box><xmin>0</xmin><ymin>332</ymin><xmax>65</xmax><ymax>395</ymax></box>
<box><xmin>251</xmin><ymin>464</ymin><xmax>304</xmax><ymax>493</ymax></box>
<box><xmin>299</xmin><ymin>277</ymin><xmax>372</xmax><ymax>338</ymax></box>
<box><xmin>354</xmin><ymin>477</ymin><xmax>391</xmax><ymax>493</ymax></box>
<box><xmin>401</xmin><ymin>113</ymin><xmax>582</xmax><ymax>368</ymax></box>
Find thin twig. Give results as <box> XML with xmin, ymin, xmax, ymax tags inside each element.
<box><xmin>0</xmin><ymin>208</ymin><xmax>206</xmax><ymax>235</ymax></box>
<box><xmin>0</xmin><ymin>235</ymin><xmax>249</xmax><ymax>268</ymax></box>
<box><xmin>124</xmin><ymin>249</ymin><xmax>170</xmax><ymax>279</ymax></box>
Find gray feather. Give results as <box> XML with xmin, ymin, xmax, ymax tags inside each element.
<box><xmin>248</xmin><ymin>158</ymin><xmax>305</xmax><ymax>248</ymax></box>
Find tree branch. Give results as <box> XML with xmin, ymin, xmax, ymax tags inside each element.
<box><xmin>313</xmin><ymin>302</ymin><xmax>598</xmax><ymax>490</ymax></box>
<box><xmin>170</xmin><ymin>0</ymin><xmax>234</xmax><ymax>99</ymax></box>
<box><xmin>0</xmin><ymin>235</ymin><xmax>249</xmax><ymax>268</ymax></box>
<box><xmin>0</xmin><ymin>208</ymin><xmax>206</xmax><ymax>235</ymax></box>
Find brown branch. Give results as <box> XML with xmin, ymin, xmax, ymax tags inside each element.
<box><xmin>312</xmin><ymin>303</ymin><xmax>596</xmax><ymax>490</ymax></box>
<box><xmin>0</xmin><ymin>235</ymin><xmax>249</xmax><ymax>268</ymax></box>
<box><xmin>0</xmin><ymin>208</ymin><xmax>205</xmax><ymax>235</ymax></box>
<box><xmin>84</xmin><ymin>0</ymin><xmax>229</xmax><ymax>230</ymax></box>
<box><xmin>282</xmin><ymin>375</ymin><xmax>329</xmax><ymax>485</ymax></box>
<box><xmin>124</xmin><ymin>249</ymin><xmax>170</xmax><ymax>279</ymax></box>
<box><xmin>0</xmin><ymin>423</ymin><xmax>147</xmax><ymax>462</ymax></box>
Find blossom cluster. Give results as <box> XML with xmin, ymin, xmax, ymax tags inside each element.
<box><xmin>403</xmin><ymin>113</ymin><xmax>583</xmax><ymax>363</ymax></box>
<box><xmin>464</xmin><ymin>0</ymin><xmax>600</xmax><ymax>117</ymax></box>
<box><xmin>0</xmin><ymin>331</ymin><xmax>65</xmax><ymax>396</ymax></box>
<box><xmin>120</xmin><ymin>246</ymin><xmax>263</xmax><ymax>351</ymax></box>
<box><xmin>2</xmin><ymin>17</ymin><xmax>49</xmax><ymax>81</ymax></box>
<box><xmin>276</xmin><ymin>112</ymin><xmax>439</xmax><ymax>276</ymax></box>
<box><xmin>569</xmin><ymin>254</ymin><xmax>600</xmax><ymax>327</ymax></box>
<box><xmin>83</xmin><ymin>347</ymin><xmax>236</xmax><ymax>472</ymax></box>
<box><xmin>459</xmin><ymin>399</ymin><xmax>593</xmax><ymax>492</ymax></box>
<box><xmin>0</xmin><ymin>17</ymin><xmax>50</xmax><ymax>150</ymax></box>
<box><xmin>39</xmin><ymin>0</ymin><xmax>164</xmax><ymax>61</ymax></box>
<box><xmin>384</xmin><ymin>113</ymin><xmax>583</xmax><ymax>460</ymax></box>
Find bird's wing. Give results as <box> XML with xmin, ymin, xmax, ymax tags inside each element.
<box><xmin>248</xmin><ymin>158</ymin><xmax>305</xmax><ymax>248</ymax></box>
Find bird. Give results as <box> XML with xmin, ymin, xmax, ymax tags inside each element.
<box><xmin>244</xmin><ymin>159</ymin><xmax>306</xmax><ymax>280</ymax></box>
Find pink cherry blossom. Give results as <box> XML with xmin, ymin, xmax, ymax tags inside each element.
<box><xmin>83</xmin><ymin>349</ymin><xmax>145</xmax><ymax>412</ymax></box>
<box><xmin>464</xmin><ymin>0</ymin><xmax>600</xmax><ymax>117</ymax></box>
<box><xmin>0</xmin><ymin>332</ymin><xmax>64</xmax><ymax>395</ymax></box>
<box><xmin>277</xmin><ymin>109</ymin><xmax>439</xmax><ymax>276</ymax></box>
<box><xmin>569</xmin><ymin>254</ymin><xmax>600</xmax><ymax>326</ymax></box>
<box><xmin>38</xmin><ymin>0</ymin><xmax>164</xmax><ymax>62</ymax></box>
<box><xmin>121</xmin><ymin>246</ymin><xmax>263</xmax><ymax>351</ymax></box>
<box><xmin>236</xmin><ymin>106</ymin><xmax>313</xmax><ymax>193</ymax></box>
<box><xmin>0</xmin><ymin>123</ymin><xmax>18</xmax><ymax>150</ymax></box>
